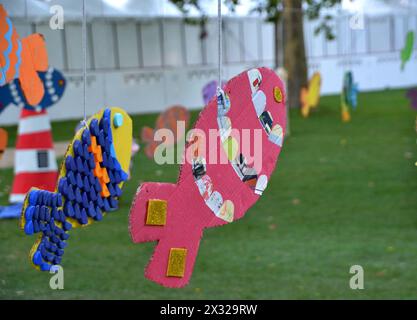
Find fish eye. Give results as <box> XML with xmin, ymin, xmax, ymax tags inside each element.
<box><xmin>58</xmin><ymin>79</ymin><xmax>64</xmax><ymax>86</ymax></box>
<box><xmin>113</xmin><ymin>113</ymin><xmax>123</xmax><ymax>128</ymax></box>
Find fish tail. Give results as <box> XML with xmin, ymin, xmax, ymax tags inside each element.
<box><xmin>145</xmin><ymin>228</ymin><xmax>202</xmax><ymax>288</ymax></box>
<box><xmin>129</xmin><ymin>182</ymin><xmax>203</xmax><ymax>287</ymax></box>
<box><xmin>20</xmin><ymin>188</ymin><xmax>71</xmax><ymax>271</ymax></box>
<box><xmin>129</xmin><ymin>182</ymin><xmax>176</xmax><ymax>243</ymax></box>
<box><xmin>19</xmin><ymin>34</ymin><xmax>48</xmax><ymax>105</ymax></box>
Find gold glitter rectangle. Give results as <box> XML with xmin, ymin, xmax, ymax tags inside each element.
<box><xmin>166</xmin><ymin>248</ymin><xmax>187</xmax><ymax>278</ymax></box>
<box><xmin>146</xmin><ymin>199</ymin><xmax>167</xmax><ymax>226</ymax></box>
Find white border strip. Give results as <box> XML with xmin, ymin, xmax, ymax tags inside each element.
<box><xmin>18</xmin><ymin>115</ymin><xmax>51</xmax><ymax>135</ymax></box>
<box><xmin>14</xmin><ymin>149</ymin><xmax>58</xmax><ymax>174</ymax></box>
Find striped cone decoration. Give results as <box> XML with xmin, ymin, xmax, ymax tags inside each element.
<box><xmin>9</xmin><ymin>108</ymin><xmax>58</xmax><ymax>203</ymax></box>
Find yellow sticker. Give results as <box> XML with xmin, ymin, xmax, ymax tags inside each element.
<box><xmin>274</xmin><ymin>87</ymin><xmax>283</xmax><ymax>103</ymax></box>
<box><xmin>146</xmin><ymin>199</ymin><xmax>167</xmax><ymax>226</ymax></box>
<box><xmin>167</xmin><ymin>248</ymin><xmax>187</xmax><ymax>277</ymax></box>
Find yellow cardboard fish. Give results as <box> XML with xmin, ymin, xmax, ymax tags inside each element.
<box><xmin>300</xmin><ymin>72</ymin><xmax>321</xmax><ymax>118</ymax></box>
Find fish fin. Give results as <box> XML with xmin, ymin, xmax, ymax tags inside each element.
<box><xmin>129</xmin><ymin>182</ymin><xmax>177</xmax><ymax>243</ymax></box>
<box><xmin>18</xmin><ymin>34</ymin><xmax>48</xmax><ymax>105</ymax></box>
<box><xmin>24</xmin><ymin>34</ymin><xmax>48</xmax><ymax>72</ymax></box>
<box><xmin>141</xmin><ymin>126</ymin><xmax>154</xmax><ymax>143</ymax></box>
<box><xmin>0</xmin><ymin>85</ymin><xmax>12</xmax><ymax>113</ymax></box>
<box><xmin>0</xmin><ymin>127</ymin><xmax>7</xmax><ymax>157</ymax></box>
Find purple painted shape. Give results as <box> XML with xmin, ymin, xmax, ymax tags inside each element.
<box><xmin>202</xmin><ymin>80</ymin><xmax>226</xmax><ymax>106</ymax></box>
<box><xmin>406</xmin><ymin>88</ymin><xmax>417</xmax><ymax>110</ymax></box>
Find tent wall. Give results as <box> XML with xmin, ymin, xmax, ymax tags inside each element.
<box><xmin>1</xmin><ymin>12</ymin><xmax>417</xmax><ymax>125</ymax></box>
<box><xmin>0</xmin><ymin>17</ymin><xmax>274</xmax><ymax>125</ymax></box>
<box><xmin>305</xmin><ymin>13</ymin><xmax>417</xmax><ymax>96</ymax></box>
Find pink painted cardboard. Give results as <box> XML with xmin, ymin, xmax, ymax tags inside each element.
<box><xmin>129</xmin><ymin>67</ymin><xmax>287</xmax><ymax>288</ymax></box>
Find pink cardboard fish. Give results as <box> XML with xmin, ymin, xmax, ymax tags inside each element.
<box><xmin>129</xmin><ymin>67</ymin><xmax>286</xmax><ymax>287</ymax></box>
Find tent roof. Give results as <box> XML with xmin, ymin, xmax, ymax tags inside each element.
<box><xmin>340</xmin><ymin>0</ymin><xmax>417</xmax><ymax>16</ymax></box>
<box><xmin>3</xmin><ymin>0</ymin><xmax>413</xmax><ymax>23</ymax></box>
<box><xmin>2</xmin><ymin>0</ymin><xmax>255</xmax><ymax>21</ymax></box>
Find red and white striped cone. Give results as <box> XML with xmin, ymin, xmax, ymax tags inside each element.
<box><xmin>9</xmin><ymin>109</ymin><xmax>58</xmax><ymax>203</ymax></box>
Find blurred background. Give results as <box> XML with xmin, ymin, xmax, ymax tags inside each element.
<box><xmin>1</xmin><ymin>0</ymin><xmax>417</xmax><ymax>299</ymax></box>
<box><xmin>1</xmin><ymin>0</ymin><xmax>416</xmax><ymax>124</ymax></box>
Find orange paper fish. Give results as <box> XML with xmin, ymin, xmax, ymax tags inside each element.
<box><xmin>141</xmin><ymin>105</ymin><xmax>190</xmax><ymax>159</ymax></box>
<box><xmin>0</xmin><ymin>5</ymin><xmax>48</xmax><ymax>106</ymax></box>
<box><xmin>0</xmin><ymin>128</ymin><xmax>7</xmax><ymax>159</ymax></box>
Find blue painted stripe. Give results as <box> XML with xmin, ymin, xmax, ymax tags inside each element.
<box><xmin>14</xmin><ymin>39</ymin><xmax>22</xmax><ymax>79</ymax></box>
<box><xmin>0</xmin><ymin>17</ymin><xmax>14</xmax><ymax>85</ymax></box>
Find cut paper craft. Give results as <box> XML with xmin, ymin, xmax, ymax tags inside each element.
<box><xmin>0</xmin><ymin>127</ymin><xmax>7</xmax><ymax>159</ymax></box>
<box><xmin>20</xmin><ymin>108</ymin><xmax>132</xmax><ymax>271</ymax></box>
<box><xmin>401</xmin><ymin>31</ymin><xmax>414</xmax><ymax>71</ymax></box>
<box><xmin>141</xmin><ymin>105</ymin><xmax>190</xmax><ymax>159</ymax></box>
<box><xmin>202</xmin><ymin>80</ymin><xmax>226</xmax><ymax>106</ymax></box>
<box><xmin>9</xmin><ymin>109</ymin><xmax>58</xmax><ymax>203</ymax></box>
<box><xmin>300</xmin><ymin>72</ymin><xmax>321</xmax><ymax>118</ymax></box>
<box><xmin>341</xmin><ymin>71</ymin><xmax>359</xmax><ymax>122</ymax></box>
<box><xmin>0</xmin><ymin>5</ymin><xmax>48</xmax><ymax>106</ymax></box>
<box><xmin>129</xmin><ymin>67</ymin><xmax>286</xmax><ymax>288</ymax></box>
<box><xmin>0</xmin><ymin>67</ymin><xmax>66</xmax><ymax>114</ymax></box>
<box><xmin>406</xmin><ymin>88</ymin><xmax>417</xmax><ymax>110</ymax></box>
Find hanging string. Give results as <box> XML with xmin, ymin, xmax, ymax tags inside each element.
<box><xmin>217</xmin><ymin>0</ymin><xmax>222</xmax><ymax>88</ymax></box>
<box><xmin>81</xmin><ymin>0</ymin><xmax>87</xmax><ymax>127</ymax></box>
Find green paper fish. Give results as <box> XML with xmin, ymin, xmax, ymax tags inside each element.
<box><xmin>401</xmin><ymin>31</ymin><xmax>414</xmax><ymax>71</ymax></box>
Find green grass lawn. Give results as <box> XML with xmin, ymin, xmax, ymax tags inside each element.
<box><xmin>1</xmin><ymin>88</ymin><xmax>417</xmax><ymax>299</ymax></box>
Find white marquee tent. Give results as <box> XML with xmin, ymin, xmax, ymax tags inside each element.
<box><xmin>0</xmin><ymin>0</ymin><xmax>416</xmax><ymax>125</ymax></box>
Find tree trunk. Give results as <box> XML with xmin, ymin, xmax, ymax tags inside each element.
<box><xmin>283</xmin><ymin>0</ymin><xmax>308</xmax><ymax>109</ymax></box>
<box><xmin>274</xmin><ymin>20</ymin><xmax>282</xmax><ymax>69</ymax></box>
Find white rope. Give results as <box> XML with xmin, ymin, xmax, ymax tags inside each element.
<box><xmin>217</xmin><ymin>0</ymin><xmax>222</xmax><ymax>89</ymax></box>
<box><xmin>81</xmin><ymin>0</ymin><xmax>87</xmax><ymax>126</ymax></box>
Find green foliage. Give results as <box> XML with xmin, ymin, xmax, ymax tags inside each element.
<box><xmin>170</xmin><ymin>0</ymin><xmax>342</xmax><ymax>40</ymax></box>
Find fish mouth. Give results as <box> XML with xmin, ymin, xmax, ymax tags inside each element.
<box><xmin>106</xmin><ymin>107</ymin><xmax>133</xmax><ymax>175</ymax></box>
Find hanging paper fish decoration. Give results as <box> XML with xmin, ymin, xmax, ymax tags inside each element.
<box><xmin>129</xmin><ymin>68</ymin><xmax>286</xmax><ymax>287</ymax></box>
<box><xmin>343</xmin><ymin>71</ymin><xmax>359</xmax><ymax>110</ymax></box>
<box><xmin>300</xmin><ymin>72</ymin><xmax>321</xmax><ymax>118</ymax></box>
<box><xmin>202</xmin><ymin>80</ymin><xmax>226</xmax><ymax>106</ymax></box>
<box><xmin>0</xmin><ymin>67</ymin><xmax>66</xmax><ymax>114</ymax></box>
<box><xmin>0</xmin><ymin>127</ymin><xmax>7</xmax><ymax>159</ymax></box>
<box><xmin>141</xmin><ymin>105</ymin><xmax>190</xmax><ymax>160</ymax></box>
<box><xmin>406</xmin><ymin>88</ymin><xmax>417</xmax><ymax>111</ymax></box>
<box><xmin>341</xmin><ymin>71</ymin><xmax>359</xmax><ymax>122</ymax></box>
<box><xmin>401</xmin><ymin>31</ymin><xmax>414</xmax><ymax>71</ymax></box>
<box><xmin>0</xmin><ymin>5</ymin><xmax>48</xmax><ymax>106</ymax></box>
<box><xmin>20</xmin><ymin>108</ymin><xmax>132</xmax><ymax>271</ymax></box>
